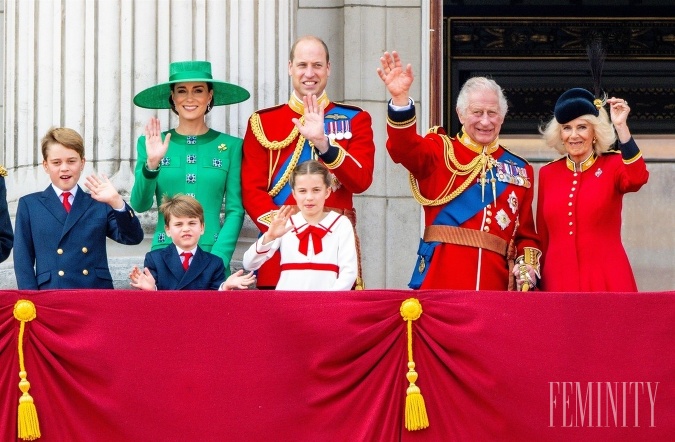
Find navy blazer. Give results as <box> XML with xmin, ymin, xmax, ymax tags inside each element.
<box><xmin>0</xmin><ymin>176</ymin><xmax>13</xmax><ymax>263</ymax></box>
<box><xmin>14</xmin><ymin>185</ymin><xmax>144</xmax><ymax>289</ymax></box>
<box><xmin>144</xmin><ymin>245</ymin><xmax>225</xmax><ymax>290</ymax></box>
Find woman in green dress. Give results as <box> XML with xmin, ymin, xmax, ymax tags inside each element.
<box><xmin>131</xmin><ymin>61</ymin><xmax>249</xmax><ymax>276</ymax></box>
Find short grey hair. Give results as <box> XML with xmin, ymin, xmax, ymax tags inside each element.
<box><xmin>455</xmin><ymin>77</ymin><xmax>508</xmax><ymax>118</ymax></box>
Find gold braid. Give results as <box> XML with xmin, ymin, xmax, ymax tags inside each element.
<box><xmin>409</xmin><ymin>134</ymin><xmax>491</xmax><ymax>207</ymax></box>
<box><xmin>249</xmin><ymin>112</ymin><xmax>308</xmax><ymax>197</ymax></box>
<box><xmin>267</xmin><ymin>135</ymin><xmax>307</xmax><ymax>198</ymax></box>
<box><xmin>250</xmin><ymin>112</ymin><xmax>302</xmax><ymax>150</ymax></box>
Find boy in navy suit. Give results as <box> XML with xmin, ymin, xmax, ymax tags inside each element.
<box><xmin>0</xmin><ymin>165</ymin><xmax>13</xmax><ymax>263</ymax></box>
<box><xmin>129</xmin><ymin>195</ymin><xmax>255</xmax><ymax>290</ymax></box>
<box><xmin>14</xmin><ymin>127</ymin><xmax>144</xmax><ymax>289</ymax></box>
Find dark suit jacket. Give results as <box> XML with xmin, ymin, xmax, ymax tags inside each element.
<box><xmin>0</xmin><ymin>176</ymin><xmax>13</xmax><ymax>263</ymax></box>
<box><xmin>14</xmin><ymin>185</ymin><xmax>144</xmax><ymax>289</ymax></box>
<box><xmin>144</xmin><ymin>245</ymin><xmax>225</xmax><ymax>290</ymax></box>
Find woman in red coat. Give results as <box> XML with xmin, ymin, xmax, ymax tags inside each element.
<box><xmin>537</xmin><ymin>88</ymin><xmax>648</xmax><ymax>291</ymax></box>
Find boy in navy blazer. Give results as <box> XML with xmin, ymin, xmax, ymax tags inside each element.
<box><xmin>14</xmin><ymin>127</ymin><xmax>144</xmax><ymax>290</ymax></box>
<box><xmin>0</xmin><ymin>166</ymin><xmax>13</xmax><ymax>263</ymax></box>
<box><xmin>129</xmin><ymin>195</ymin><xmax>255</xmax><ymax>291</ymax></box>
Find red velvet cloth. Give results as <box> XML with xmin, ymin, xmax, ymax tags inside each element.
<box><xmin>1</xmin><ymin>290</ymin><xmax>674</xmax><ymax>441</ymax></box>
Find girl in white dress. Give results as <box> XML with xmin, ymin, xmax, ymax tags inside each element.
<box><xmin>242</xmin><ymin>160</ymin><xmax>357</xmax><ymax>290</ymax></box>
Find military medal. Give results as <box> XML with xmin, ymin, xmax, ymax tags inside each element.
<box><xmin>336</xmin><ymin>121</ymin><xmax>344</xmax><ymax>140</ymax></box>
<box><xmin>495</xmin><ymin>160</ymin><xmax>531</xmax><ymax>188</ymax></box>
<box><xmin>327</xmin><ymin>121</ymin><xmax>337</xmax><ymax>141</ymax></box>
<box><xmin>344</xmin><ymin>120</ymin><xmax>352</xmax><ymax>139</ymax></box>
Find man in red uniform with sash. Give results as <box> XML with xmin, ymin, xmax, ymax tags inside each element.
<box><xmin>378</xmin><ymin>51</ymin><xmax>540</xmax><ymax>290</ymax></box>
<box><xmin>242</xmin><ymin>36</ymin><xmax>375</xmax><ymax>288</ymax></box>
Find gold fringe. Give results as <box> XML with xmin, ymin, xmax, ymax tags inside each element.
<box><xmin>14</xmin><ymin>300</ymin><xmax>41</xmax><ymax>440</ymax></box>
<box><xmin>400</xmin><ymin>298</ymin><xmax>429</xmax><ymax>431</ymax></box>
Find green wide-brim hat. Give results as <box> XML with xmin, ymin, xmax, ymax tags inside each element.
<box><xmin>133</xmin><ymin>60</ymin><xmax>250</xmax><ymax>109</ymax></box>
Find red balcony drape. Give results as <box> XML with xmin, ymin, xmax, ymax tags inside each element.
<box><xmin>1</xmin><ymin>289</ymin><xmax>673</xmax><ymax>441</ymax></box>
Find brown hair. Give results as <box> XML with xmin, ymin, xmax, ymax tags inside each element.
<box><xmin>289</xmin><ymin>35</ymin><xmax>330</xmax><ymax>63</ymax></box>
<box><xmin>159</xmin><ymin>194</ymin><xmax>205</xmax><ymax>226</ymax></box>
<box><xmin>290</xmin><ymin>159</ymin><xmax>331</xmax><ymax>188</ymax></box>
<box><xmin>41</xmin><ymin>127</ymin><xmax>85</xmax><ymax>161</ymax></box>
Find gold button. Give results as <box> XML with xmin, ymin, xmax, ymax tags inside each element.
<box><xmin>568</xmin><ymin>212</ymin><xmax>572</xmax><ymax>216</ymax></box>
<box><xmin>483</xmin><ymin>226</ymin><xmax>490</xmax><ymax>232</ymax></box>
<box><xmin>569</xmin><ymin>194</ymin><xmax>573</xmax><ymax>198</ymax></box>
<box><xmin>568</xmin><ymin>202</ymin><xmax>573</xmax><ymax>206</ymax></box>
<box><xmin>82</xmin><ymin>269</ymin><xmax>89</xmax><ymax>275</ymax></box>
<box><xmin>485</xmin><ymin>218</ymin><xmax>492</xmax><ymax>224</ymax></box>
<box><xmin>569</xmin><ymin>222</ymin><xmax>573</xmax><ymax>226</ymax></box>
<box><xmin>57</xmin><ymin>249</ymin><xmax>63</xmax><ymax>255</ymax></box>
<box><xmin>58</xmin><ymin>270</ymin><xmax>65</xmax><ymax>276</ymax></box>
<box><xmin>82</xmin><ymin>247</ymin><xmax>88</xmax><ymax>253</ymax></box>
<box><xmin>486</xmin><ymin>211</ymin><xmax>492</xmax><ymax>216</ymax></box>
<box><xmin>569</xmin><ymin>231</ymin><xmax>573</xmax><ymax>235</ymax></box>
<box><xmin>573</xmin><ymin>180</ymin><xmax>578</xmax><ymax>185</ymax></box>
<box><xmin>571</xmin><ymin>187</ymin><xmax>576</xmax><ymax>191</ymax></box>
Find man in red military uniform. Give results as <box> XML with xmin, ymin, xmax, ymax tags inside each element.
<box><xmin>242</xmin><ymin>36</ymin><xmax>375</xmax><ymax>288</ymax></box>
<box><xmin>377</xmin><ymin>51</ymin><xmax>540</xmax><ymax>290</ymax></box>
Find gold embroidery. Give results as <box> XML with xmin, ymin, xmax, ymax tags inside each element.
<box><xmin>409</xmin><ymin>132</ymin><xmax>496</xmax><ymax>207</ymax></box>
<box><xmin>267</xmin><ymin>135</ymin><xmax>306</xmax><ymax>198</ymax></box>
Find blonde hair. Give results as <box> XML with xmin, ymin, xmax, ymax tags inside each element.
<box><xmin>159</xmin><ymin>194</ymin><xmax>204</xmax><ymax>226</ymax></box>
<box><xmin>540</xmin><ymin>107</ymin><xmax>616</xmax><ymax>155</ymax></box>
<box><xmin>41</xmin><ymin>127</ymin><xmax>85</xmax><ymax>161</ymax></box>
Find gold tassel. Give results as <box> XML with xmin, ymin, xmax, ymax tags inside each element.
<box><xmin>14</xmin><ymin>300</ymin><xmax>41</xmax><ymax>440</ymax></box>
<box><xmin>400</xmin><ymin>298</ymin><xmax>429</xmax><ymax>431</ymax></box>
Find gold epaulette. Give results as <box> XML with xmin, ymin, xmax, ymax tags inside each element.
<box><xmin>249</xmin><ymin>104</ymin><xmax>300</xmax><ymax>151</ymax></box>
<box><xmin>0</xmin><ymin>165</ymin><xmax>7</xmax><ymax>177</ymax></box>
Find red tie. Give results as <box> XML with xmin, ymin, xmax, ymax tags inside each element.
<box><xmin>62</xmin><ymin>192</ymin><xmax>72</xmax><ymax>213</ymax></box>
<box><xmin>296</xmin><ymin>225</ymin><xmax>328</xmax><ymax>256</ymax></box>
<box><xmin>181</xmin><ymin>252</ymin><xmax>193</xmax><ymax>271</ymax></box>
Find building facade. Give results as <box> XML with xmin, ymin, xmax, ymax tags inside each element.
<box><xmin>1</xmin><ymin>0</ymin><xmax>672</xmax><ymax>290</ymax></box>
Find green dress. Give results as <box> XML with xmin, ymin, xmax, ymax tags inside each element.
<box><xmin>131</xmin><ymin>129</ymin><xmax>244</xmax><ymax>276</ymax></box>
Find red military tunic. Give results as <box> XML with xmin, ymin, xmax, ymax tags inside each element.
<box><xmin>386</xmin><ymin>104</ymin><xmax>539</xmax><ymax>290</ymax></box>
<box><xmin>537</xmin><ymin>144</ymin><xmax>648</xmax><ymax>292</ymax></box>
<box><xmin>242</xmin><ymin>92</ymin><xmax>375</xmax><ymax>287</ymax></box>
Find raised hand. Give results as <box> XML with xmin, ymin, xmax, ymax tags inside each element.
<box><xmin>144</xmin><ymin>117</ymin><xmax>171</xmax><ymax>170</ymax></box>
<box><xmin>607</xmin><ymin>97</ymin><xmax>631</xmax><ymax>143</ymax></box>
<box><xmin>291</xmin><ymin>94</ymin><xmax>328</xmax><ymax>153</ymax></box>
<box><xmin>84</xmin><ymin>173</ymin><xmax>124</xmax><ymax>209</ymax></box>
<box><xmin>263</xmin><ymin>205</ymin><xmax>294</xmax><ymax>242</ymax></box>
<box><xmin>129</xmin><ymin>266</ymin><xmax>157</xmax><ymax>290</ymax></box>
<box><xmin>377</xmin><ymin>51</ymin><xmax>415</xmax><ymax>106</ymax></box>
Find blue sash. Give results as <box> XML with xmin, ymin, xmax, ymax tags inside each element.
<box><xmin>270</xmin><ymin>105</ymin><xmax>358</xmax><ymax>205</ymax></box>
<box><xmin>409</xmin><ymin>149</ymin><xmax>526</xmax><ymax>288</ymax></box>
